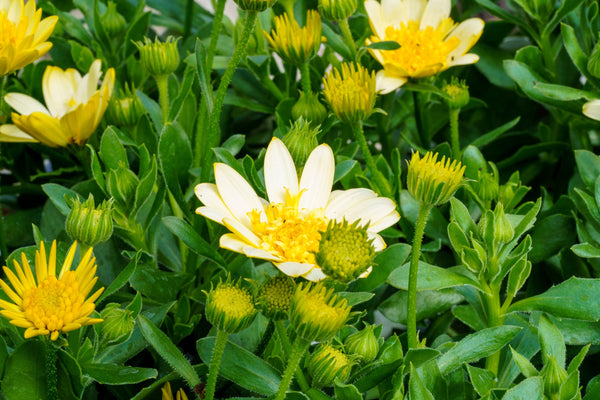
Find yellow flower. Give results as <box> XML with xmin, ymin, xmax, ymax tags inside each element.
<box><xmin>583</xmin><ymin>99</ymin><xmax>600</xmax><ymax>121</ymax></box>
<box><xmin>407</xmin><ymin>151</ymin><xmax>465</xmax><ymax>206</ymax></box>
<box><xmin>161</xmin><ymin>382</ymin><xmax>189</xmax><ymax>400</ymax></box>
<box><xmin>264</xmin><ymin>10</ymin><xmax>322</xmax><ymax>66</ymax></box>
<box><xmin>0</xmin><ymin>241</ymin><xmax>104</xmax><ymax>341</ymax></box>
<box><xmin>0</xmin><ymin>0</ymin><xmax>58</xmax><ymax>76</ymax></box>
<box><xmin>365</xmin><ymin>0</ymin><xmax>484</xmax><ymax>94</ymax></box>
<box><xmin>0</xmin><ymin>59</ymin><xmax>115</xmax><ymax>147</ymax></box>
<box><xmin>195</xmin><ymin>137</ymin><xmax>400</xmax><ymax>281</ymax></box>
<box><xmin>322</xmin><ymin>63</ymin><xmax>376</xmax><ymax>123</ymax></box>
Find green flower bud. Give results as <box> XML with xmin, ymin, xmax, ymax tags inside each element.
<box><xmin>107</xmin><ymin>162</ymin><xmax>139</xmax><ymax>208</ymax></box>
<box><xmin>65</xmin><ymin>194</ymin><xmax>114</xmax><ymax>247</ymax></box>
<box><xmin>101</xmin><ymin>1</ymin><xmax>126</xmax><ymax>38</ymax></box>
<box><xmin>307</xmin><ymin>343</ymin><xmax>354</xmax><ymax>387</ymax></box>
<box><xmin>289</xmin><ymin>282</ymin><xmax>350</xmax><ymax>342</ymax></box>
<box><xmin>100</xmin><ymin>303</ymin><xmax>135</xmax><ymax>344</ymax></box>
<box><xmin>291</xmin><ymin>92</ymin><xmax>328</xmax><ymax>127</ymax></box>
<box><xmin>135</xmin><ymin>36</ymin><xmax>180</xmax><ymax>77</ymax></box>
<box><xmin>315</xmin><ymin>219</ymin><xmax>375</xmax><ymax>283</ymax></box>
<box><xmin>407</xmin><ymin>151</ymin><xmax>465</xmax><ymax>207</ymax></box>
<box><xmin>107</xmin><ymin>85</ymin><xmax>145</xmax><ymax>128</ymax></box>
<box><xmin>344</xmin><ymin>324</ymin><xmax>379</xmax><ymax>363</ymax></box>
<box><xmin>318</xmin><ymin>0</ymin><xmax>358</xmax><ymax>21</ymax></box>
<box><xmin>323</xmin><ymin>63</ymin><xmax>376</xmax><ymax>124</ymax></box>
<box><xmin>282</xmin><ymin>117</ymin><xmax>320</xmax><ymax>168</ymax></box>
<box><xmin>264</xmin><ymin>11</ymin><xmax>322</xmax><ymax>66</ymax></box>
<box><xmin>442</xmin><ymin>78</ymin><xmax>470</xmax><ymax>109</ymax></box>
<box><xmin>234</xmin><ymin>0</ymin><xmax>277</xmax><ymax>12</ymax></box>
<box><xmin>256</xmin><ymin>275</ymin><xmax>295</xmax><ymax>320</ymax></box>
<box><xmin>541</xmin><ymin>356</ymin><xmax>567</xmax><ymax>397</ymax></box>
<box><xmin>493</xmin><ymin>203</ymin><xmax>514</xmax><ymax>244</ymax></box>
<box><xmin>588</xmin><ymin>42</ymin><xmax>600</xmax><ymax>79</ymax></box>
<box><xmin>474</xmin><ymin>170</ymin><xmax>499</xmax><ymax>206</ymax></box>
<box><xmin>205</xmin><ymin>278</ymin><xmax>257</xmax><ymax>333</ymax></box>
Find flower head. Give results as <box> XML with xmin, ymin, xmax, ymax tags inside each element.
<box><xmin>234</xmin><ymin>0</ymin><xmax>277</xmax><ymax>11</ymax></box>
<box><xmin>583</xmin><ymin>99</ymin><xmax>600</xmax><ymax>121</ymax></box>
<box><xmin>0</xmin><ymin>60</ymin><xmax>115</xmax><ymax>147</ymax></box>
<box><xmin>318</xmin><ymin>0</ymin><xmax>358</xmax><ymax>21</ymax></box>
<box><xmin>107</xmin><ymin>84</ymin><xmax>145</xmax><ymax>128</ymax></box>
<box><xmin>256</xmin><ymin>275</ymin><xmax>295</xmax><ymax>320</ymax></box>
<box><xmin>0</xmin><ymin>0</ymin><xmax>58</xmax><ymax>76</ymax></box>
<box><xmin>407</xmin><ymin>151</ymin><xmax>465</xmax><ymax>206</ymax></box>
<box><xmin>205</xmin><ymin>278</ymin><xmax>257</xmax><ymax>333</ymax></box>
<box><xmin>307</xmin><ymin>342</ymin><xmax>354</xmax><ymax>387</ymax></box>
<box><xmin>264</xmin><ymin>10</ymin><xmax>322</xmax><ymax>66</ymax></box>
<box><xmin>66</xmin><ymin>194</ymin><xmax>114</xmax><ymax>247</ymax></box>
<box><xmin>161</xmin><ymin>382</ymin><xmax>189</xmax><ymax>400</ymax></box>
<box><xmin>365</xmin><ymin>0</ymin><xmax>484</xmax><ymax>94</ymax></box>
<box><xmin>0</xmin><ymin>241</ymin><xmax>104</xmax><ymax>341</ymax></box>
<box><xmin>195</xmin><ymin>138</ymin><xmax>399</xmax><ymax>281</ymax></box>
<box><xmin>282</xmin><ymin>117</ymin><xmax>320</xmax><ymax>168</ymax></box>
<box><xmin>323</xmin><ymin>63</ymin><xmax>376</xmax><ymax>124</ymax></box>
<box><xmin>135</xmin><ymin>36</ymin><xmax>180</xmax><ymax>77</ymax></box>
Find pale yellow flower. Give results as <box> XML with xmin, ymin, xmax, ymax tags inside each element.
<box><xmin>0</xmin><ymin>0</ymin><xmax>58</xmax><ymax>76</ymax></box>
<box><xmin>161</xmin><ymin>382</ymin><xmax>189</xmax><ymax>400</ymax></box>
<box><xmin>365</xmin><ymin>0</ymin><xmax>484</xmax><ymax>94</ymax></box>
<box><xmin>195</xmin><ymin>138</ymin><xmax>400</xmax><ymax>281</ymax></box>
<box><xmin>0</xmin><ymin>59</ymin><xmax>115</xmax><ymax>147</ymax></box>
<box><xmin>583</xmin><ymin>99</ymin><xmax>600</xmax><ymax>121</ymax></box>
<box><xmin>0</xmin><ymin>241</ymin><xmax>104</xmax><ymax>341</ymax></box>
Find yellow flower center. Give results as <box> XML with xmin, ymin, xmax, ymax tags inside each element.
<box><xmin>250</xmin><ymin>203</ymin><xmax>328</xmax><ymax>264</ymax></box>
<box><xmin>211</xmin><ymin>286</ymin><xmax>255</xmax><ymax>318</ymax></box>
<box><xmin>0</xmin><ymin>11</ymin><xmax>17</xmax><ymax>51</ymax></box>
<box><xmin>379</xmin><ymin>20</ymin><xmax>459</xmax><ymax>75</ymax></box>
<box><xmin>21</xmin><ymin>272</ymin><xmax>84</xmax><ymax>333</ymax></box>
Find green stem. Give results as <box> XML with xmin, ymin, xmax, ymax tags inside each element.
<box><xmin>539</xmin><ymin>32</ymin><xmax>556</xmax><ymax>78</ymax></box>
<box><xmin>300</xmin><ymin>63</ymin><xmax>311</xmax><ymax>94</ymax></box>
<box><xmin>45</xmin><ymin>340</ymin><xmax>58</xmax><ymax>400</ymax></box>
<box><xmin>206</xmin><ymin>0</ymin><xmax>227</xmax><ymax>76</ymax></box>
<box><xmin>274</xmin><ymin>320</ymin><xmax>311</xmax><ymax>393</ymax></box>
<box><xmin>484</xmin><ymin>282</ymin><xmax>504</xmax><ymax>376</ymax></box>
<box><xmin>413</xmin><ymin>91</ymin><xmax>426</xmax><ymax>147</ymax></box>
<box><xmin>449</xmin><ymin>107</ymin><xmax>461</xmax><ymax>160</ymax></box>
<box><xmin>0</xmin><ymin>75</ymin><xmax>7</xmax><ymax>265</ymax></box>
<box><xmin>155</xmin><ymin>74</ymin><xmax>170</xmax><ymax>124</ymax></box>
<box><xmin>205</xmin><ymin>329</ymin><xmax>229</xmax><ymax>400</ymax></box>
<box><xmin>339</xmin><ymin>18</ymin><xmax>357</xmax><ymax>60</ymax></box>
<box><xmin>407</xmin><ymin>202</ymin><xmax>433</xmax><ymax>349</ymax></box>
<box><xmin>351</xmin><ymin>122</ymin><xmax>392</xmax><ymax>197</ymax></box>
<box><xmin>202</xmin><ymin>10</ymin><xmax>257</xmax><ymax>180</ymax></box>
<box><xmin>274</xmin><ymin>335</ymin><xmax>310</xmax><ymax>400</ymax></box>
<box><xmin>183</xmin><ymin>0</ymin><xmax>195</xmax><ymax>40</ymax></box>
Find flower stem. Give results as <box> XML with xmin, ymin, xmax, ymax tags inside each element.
<box><xmin>274</xmin><ymin>320</ymin><xmax>311</xmax><ymax>393</ymax></box>
<box><xmin>300</xmin><ymin>63</ymin><xmax>311</xmax><ymax>94</ymax></box>
<box><xmin>351</xmin><ymin>122</ymin><xmax>392</xmax><ymax>197</ymax></box>
<box><xmin>484</xmin><ymin>282</ymin><xmax>504</xmax><ymax>376</ymax></box>
<box><xmin>206</xmin><ymin>0</ymin><xmax>227</xmax><ymax>76</ymax></box>
<box><xmin>202</xmin><ymin>10</ymin><xmax>257</xmax><ymax>180</ymax></box>
<box><xmin>339</xmin><ymin>19</ymin><xmax>357</xmax><ymax>60</ymax></box>
<box><xmin>45</xmin><ymin>340</ymin><xmax>58</xmax><ymax>400</ymax></box>
<box><xmin>274</xmin><ymin>335</ymin><xmax>310</xmax><ymax>400</ymax></box>
<box><xmin>0</xmin><ymin>75</ymin><xmax>7</xmax><ymax>265</ymax></box>
<box><xmin>407</xmin><ymin>202</ymin><xmax>433</xmax><ymax>349</ymax></box>
<box><xmin>205</xmin><ymin>329</ymin><xmax>229</xmax><ymax>400</ymax></box>
<box><xmin>183</xmin><ymin>0</ymin><xmax>195</xmax><ymax>40</ymax></box>
<box><xmin>413</xmin><ymin>91</ymin><xmax>426</xmax><ymax>147</ymax></box>
<box><xmin>155</xmin><ymin>74</ymin><xmax>170</xmax><ymax>124</ymax></box>
<box><xmin>449</xmin><ymin>108</ymin><xmax>461</xmax><ymax>160</ymax></box>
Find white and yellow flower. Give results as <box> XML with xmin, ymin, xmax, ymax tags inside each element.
<box><xmin>365</xmin><ymin>0</ymin><xmax>484</xmax><ymax>94</ymax></box>
<box><xmin>195</xmin><ymin>138</ymin><xmax>400</xmax><ymax>281</ymax></box>
<box><xmin>0</xmin><ymin>59</ymin><xmax>115</xmax><ymax>147</ymax></box>
<box><xmin>0</xmin><ymin>0</ymin><xmax>58</xmax><ymax>76</ymax></box>
<box><xmin>583</xmin><ymin>99</ymin><xmax>600</xmax><ymax>121</ymax></box>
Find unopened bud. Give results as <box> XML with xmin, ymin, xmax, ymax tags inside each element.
<box><xmin>205</xmin><ymin>277</ymin><xmax>257</xmax><ymax>333</ymax></box>
<box><xmin>282</xmin><ymin>118</ymin><xmax>320</xmax><ymax>168</ymax></box>
<box><xmin>318</xmin><ymin>0</ymin><xmax>358</xmax><ymax>21</ymax></box>
<box><xmin>101</xmin><ymin>1</ymin><xmax>126</xmax><ymax>38</ymax></box>
<box><xmin>100</xmin><ymin>303</ymin><xmax>135</xmax><ymax>344</ymax></box>
<box><xmin>65</xmin><ymin>194</ymin><xmax>114</xmax><ymax>247</ymax></box>
<box><xmin>291</xmin><ymin>91</ymin><xmax>328</xmax><ymax>127</ymax></box>
<box><xmin>344</xmin><ymin>324</ymin><xmax>379</xmax><ymax>363</ymax></box>
<box><xmin>135</xmin><ymin>36</ymin><xmax>180</xmax><ymax>77</ymax></box>
<box><xmin>307</xmin><ymin>343</ymin><xmax>354</xmax><ymax>387</ymax></box>
<box><xmin>442</xmin><ymin>78</ymin><xmax>470</xmax><ymax>109</ymax></box>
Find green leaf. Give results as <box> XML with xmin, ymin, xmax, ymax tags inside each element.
<box><xmin>470</xmin><ymin>117</ymin><xmax>520</xmax><ymax>148</ymax></box>
<box><xmin>99</xmin><ymin>126</ymin><xmax>128</xmax><ymax>171</ymax></box>
<box><xmin>409</xmin><ymin>364</ymin><xmax>435</xmax><ymax>400</ymax></box>
<box><xmin>321</xmin><ymin>23</ymin><xmax>352</xmax><ymax>60</ymax></box>
<box><xmin>333</xmin><ymin>381</ymin><xmax>362</xmax><ymax>400</ymax></box>
<box><xmin>467</xmin><ymin>364</ymin><xmax>496</xmax><ymax>397</ymax></box>
<box><xmin>436</xmin><ymin>326</ymin><xmax>522</xmax><ymax>375</ymax></box>
<box><xmin>42</xmin><ymin>183</ymin><xmax>82</xmax><ymax>216</ymax></box>
<box><xmin>502</xmin><ymin>377</ymin><xmax>543</xmax><ymax>400</ymax></box>
<box><xmin>538</xmin><ymin>314</ymin><xmax>566</xmax><ymax>368</ymax></box>
<box><xmin>129</xmin><ymin>263</ymin><xmax>189</xmax><ymax>302</ymax></box>
<box><xmin>452</xmin><ymin>305</ymin><xmax>486</xmax><ymax>331</ymax></box>
<box><xmin>575</xmin><ymin>150</ymin><xmax>600</xmax><ymax>189</ymax></box>
<box><xmin>197</xmin><ymin>337</ymin><xmax>282</xmax><ymax>396</ymax></box>
<box><xmin>559</xmin><ymin>370</ymin><xmax>580</xmax><ymax>400</ymax></box>
<box><xmin>567</xmin><ymin>344</ymin><xmax>590</xmax><ymax>374</ymax></box>
<box><xmin>338</xmin><ymin>291</ymin><xmax>374</xmax><ymax>306</ymax></box>
<box><xmin>162</xmin><ymin>216</ymin><xmax>227</xmax><ymax>267</ymax></box>
<box><xmin>0</xmin><ymin>335</ymin><xmax>7</xmax><ymax>377</ymax></box>
<box><xmin>509</xmin><ymin>277</ymin><xmax>600</xmax><ymax>320</ymax></box>
<box><xmin>168</xmin><ymin>67</ymin><xmax>195</xmax><ymax>123</ymax></box>
<box><xmin>387</xmin><ymin>261</ymin><xmax>481</xmax><ymax>291</ymax></box>
<box><xmin>561</xmin><ymin>23</ymin><xmax>594</xmax><ymax>81</ymax></box>
<box><xmin>138</xmin><ymin>315</ymin><xmax>201</xmax><ymax>388</ymax></box>
<box><xmin>84</xmin><ymin>363</ymin><xmax>157</xmax><ymax>385</ymax></box>
<box><xmin>1</xmin><ymin>341</ymin><xmax>47</xmax><ymax>400</ymax></box>
<box><xmin>352</xmin><ymin>243</ymin><xmax>412</xmax><ymax>292</ymax></box>
<box><xmin>367</xmin><ymin>41</ymin><xmax>401</xmax><ymax>50</ymax></box>
<box><xmin>158</xmin><ymin>123</ymin><xmax>192</xmax><ymax>217</ymax></box>
<box><xmin>97</xmin><ymin>251</ymin><xmax>140</xmax><ymax>305</ymax></box>
<box><xmin>510</xmin><ymin>346</ymin><xmax>539</xmax><ymax>378</ymax></box>
<box><xmin>529</xmin><ymin>214</ymin><xmax>576</xmax><ymax>262</ymax></box>
<box><xmin>542</xmin><ymin>0</ymin><xmax>586</xmax><ymax>36</ymax></box>
<box><xmin>378</xmin><ymin>288</ymin><xmax>464</xmax><ymax>324</ymax></box>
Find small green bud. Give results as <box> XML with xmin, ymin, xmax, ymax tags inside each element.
<box><xmin>256</xmin><ymin>275</ymin><xmax>295</xmax><ymax>320</ymax></box>
<box><xmin>493</xmin><ymin>203</ymin><xmax>514</xmax><ymax>244</ymax></box>
<box><xmin>315</xmin><ymin>219</ymin><xmax>375</xmax><ymax>283</ymax></box>
<box><xmin>318</xmin><ymin>0</ymin><xmax>358</xmax><ymax>21</ymax></box>
<box><xmin>474</xmin><ymin>170</ymin><xmax>499</xmax><ymax>206</ymax></box>
<box><xmin>100</xmin><ymin>303</ymin><xmax>135</xmax><ymax>345</ymax></box>
<box><xmin>107</xmin><ymin>85</ymin><xmax>145</xmax><ymax>128</ymax></box>
<box><xmin>135</xmin><ymin>36</ymin><xmax>180</xmax><ymax>77</ymax></box>
<box><xmin>65</xmin><ymin>194</ymin><xmax>114</xmax><ymax>247</ymax></box>
<box><xmin>307</xmin><ymin>342</ymin><xmax>354</xmax><ymax>387</ymax></box>
<box><xmin>101</xmin><ymin>1</ymin><xmax>126</xmax><ymax>38</ymax></box>
<box><xmin>588</xmin><ymin>42</ymin><xmax>600</xmax><ymax>79</ymax></box>
<box><xmin>107</xmin><ymin>162</ymin><xmax>139</xmax><ymax>208</ymax></box>
<box><xmin>541</xmin><ymin>356</ymin><xmax>568</xmax><ymax>397</ymax></box>
<box><xmin>234</xmin><ymin>0</ymin><xmax>277</xmax><ymax>11</ymax></box>
<box><xmin>291</xmin><ymin>92</ymin><xmax>328</xmax><ymax>127</ymax></box>
<box><xmin>282</xmin><ymin>117</ymin><xmax>320</xmax><ymax>168</ymax></box>
<box><xmin>344</xmin><ymin>324</ymin><xmax>379</xmax><ymax>363</ymax></box>
<box><xmin>442</xmin><ymin>78</ymin><xmax>470</xmax><ymax>109</ymax></box>
<box><xmin>205</xmin><ymin>278</ymin><xmax>257</xmax><ymax>333</ymax></box>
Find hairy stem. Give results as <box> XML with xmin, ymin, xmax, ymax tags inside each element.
<box><xmin>205</xmin><ymin>329</ymin><xmax>229</xmax><ymax>400</ymax></box>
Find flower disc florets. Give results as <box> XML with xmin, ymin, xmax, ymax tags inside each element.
<box><xmin>205</xmin><ymin>278</ymin><xmax>257</xmax><ymax>333</ymax></box>
<box><xmin>315</xmin><ymin>219</ymin><xmax>376</xmax><ymax>283</ymax></box>
<box><xmin>323</xmin><ymin>63</ymin><xmax>377</xmax><ymax>124</ymax></box>
<box><xmin>256</xmin><ymin>275</ymin><xmax>295</xmax><ymax>320</ymax></box>
<box><xmin>289</xmin><ymin>282</ymin><xmax>350</xmax><ymax>341</ymax></box>
<box><xmin>307</xmin><ymin>342</ymin><xmax>354</xmax><ymax>387</ymax></box>
<box><xmin>407</xmin><ymin>151</ymin><xmax>465</xmax><ymax>206</ymax></box>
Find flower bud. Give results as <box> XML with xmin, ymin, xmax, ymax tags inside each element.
<box><xmin>289</xmin><ymin>282</ymin><xmax>350</xmax><ymax>342</ymax></box>
<box><xmin>474</xmin><ymin>170</ymin><xmax>499</xmax><ymax>205</ymax></box>
<box><xmin>307</xmin><ymin>343</ymin><xmax>354</xmax><ymax>387</ymax></box>
<box><xmin>282</xmin><ymin>118</ymin><xmax>320</xmax><ymax>168</ymax></box>
<box><xmin>135</xmin><ymin>36</ymin><xmax>180</xmax><ymax>77</ymax></box>
<box><xmin>541</xmin><ymin>356</ymin><xmax>567</xmax><ymax>397</ymax></box>
<box><xmin>315</xmin><ymin>219</ymin><xmax>375</xmax><ymax>283</ymax></box>
<box><xmin>588</xmin><ymin>42</ymin><xmax>600</xmax><ymax>79</ymax></box>
<box><xmin>256</xmin><ymin>275</ymin><xmax>295</xmax><ymax>320</ymax></box>
<box><xmin>407</xmin><ymin>151</ymin><xmax>465</xmax><ymax>207</ymax></box>
<box><xmin>442</xmin><ymin>78</ymin><xmax>470</xmax><ymax>109</ymax></box>
<box><xmin>323</xmin><ymin>63</ymin><xmax>376</xmax><ymax>124</ymax></box>
<box><xmin>65</xmin><ymin>194</ymin><xmax>114</xmax><ymax>247</ymax></box>
<box><xmin>318</xmin><ymin>0</ymin><xmax>358</xmax><ymax>21</ymax></box>
<box><xmin>205</xmin><ymin>278</ymin><xmax>257</xmax><ymax>333</ymax></box>
<box><xmin>101</xmin><ymin>1</ymin><xmax>127</xmax><ymax>38</ymax></box>
<box><xmin>234</xmin><ymin>0</ymin><xmax>277</xmax><ymax>11</ymax></box>
<box><xmin>493</xmin><ymin>203</ymin><xmax>514</xmax><ymax>244</ymax></box>
<box><xmin>107</xmin><ymin>162</ymin><xmax>139</xmax><ymax>208</ymax></box>
<box><xmin>291</xmin><ymin>92</ymin><xmax>328</xmax><ymax>127</ymax></box>
<box><xmin>107</xmin><ymin>85</ymin><xmax>145</xmax><ymax>128</ymax></box>
<box><xmin>344</xmin><ymin>324</ymin><xmax>379</xmax><ymax>363</ymax></box>
<box><xmin>100</xmin><ymin>303</ymin><xmax>135</xmax><ymax>344</ymax></box>
<box><xmin>264</xmin><ymin>11</ymin><xmax>322</xmax><ymax>66</ymax></box>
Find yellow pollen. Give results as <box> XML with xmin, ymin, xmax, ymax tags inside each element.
<box><xmin>377</xmin><ymin>20</ymin><xmax>459</xmax><ymax>75</ymax></box>
<box><xmin>250</xmin><ymin>203</ymin><xmax>328</xmax><ymax>264</ymax></box>
<box><xmin>211</xmin><ymin>286</ymin><xmax>255</xmax><ymax>317</ymax></box>
<box><xmin>21</xmin><ymin>272</ymin><xmax>83</xmax><ymax>334</ymax></box>
<box><xmin>68</xmin><ymin>97</ymin><xmax>79</xmax><ymax>108</ymax></box>
<box><xmin>0</xmin><ymin>11</ymin><xmax>17</xmax><ymax>51</ymax></box>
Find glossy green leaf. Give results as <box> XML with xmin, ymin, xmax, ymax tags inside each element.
<box><xmin>99</xmin><ymin>126</ymin><xmax>128</xmax><ymax>171</ymax></box>
<box><xmin>538</xmin><ymin>314</ymin><xmax>566</xmax><ymax>367</ymax></box>
<box><xmin>42</xmin><ymin>183</ymin><xmax>82</xmax><ymax>216</ymax></box>
<box><xmin>388</xmin><ymin>261</ymin><xmax>480</xmax><ymax>291</ymax></box>
<box><xmin>379</xmin><ymin>288</ymin><xmax>464</xmax><ymax>324</ymax></box>
<box><xmin>510</xmin><ymin>346</ymin><xmax>539</xmax><ymax>378</ymax></box>
<box><xmin>502</xmin><ymin>377</ymin><xmax>543</xmax><ymax>400</ymax></box>
<box><xmin>84</xmin><ymin>363</ymin><xmax>157</xmax><ymax>385</ymax></box>
<box><xmin>575</xmin><ymin>150</ymin><xmax>600</xmax><ymax>189</ymax></box>
<box><xmin>353</xmin><ymin>243</ymin><xmax>412</xmax><ymax>292</ymax></box>
<box><xmin>409</xmin><ymin>364</ymin><xmax>435</xmax><ymax>400</ymax></box>
<box><xmin>162</xmin><ymin>216</ymin><xmax>226</xmax><ymax>267</ymax></box>
<box><xmin>1</xmin><ymin>341</ymin><xmax>47</xmax><ymax>400</ymax></box>
<box><xmin>97</xmin><ymin>251</ymin><xmax>141</xmax><ymax>304</ymax></box>
<box><xmin>333</xmin><ymin>381</ymin><xmax>362</xmax><ymax>400</ymax></box>
<box><xmin>467</xmin><ymin>364</ymin><xmax>496</xmax><ymax>397</ymax></box>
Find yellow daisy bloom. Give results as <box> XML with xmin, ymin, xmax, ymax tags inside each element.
<box><xmin>365</xmin><ymin>0</ymin><xmax>484</xmax><ymax>94</ymax></box>
<box><xmin>264</xmin><ymin>10</ymin><xmax>322</xmax><ymax>66</ymax></box>
<box><xmin>161</xmin><ymin>382</ymin><xmax>189</xmax><ymax>400</ymax></box>
<box><xmin>195</xmin><ymin>137</ymin><xmax>400</xmax><ymax>281</ymax></box>
<box><xmin>407</xmin><ymin>151</ymin><xmax>465</xmax><ymax>206</ymax></box>
<box><xmin>0</xmin><ymin>0</ymin><xmax>58</xmax><ymax>76</ymax></box>
<box><xmin>0</xmin><ymin>241</ymin><xmax>104</xmax><ymax>341</ymax></box>
<box><xmin>0</xmin><ymin>59</ymin><xmax>115</xmax><ymax>147</ymax></box>
<box><xmin>583</xmin><ymin>99</ymin><xmax>600</xmax><ymax>121</ymax></box>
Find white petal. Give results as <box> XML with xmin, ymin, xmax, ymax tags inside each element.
<box><xmin>264</xmin><ymin>137</ymin><xmax>299</xmax><ymax>204</ymax></box>
<box><xmin>325</xmin><ymin>188</ymin><xmax>378</xmax><ymax>220</ymax></box>
<box><xmin>4</xmin><ymin>93</ymin><xmax>50</xmax><ymax>115</ymax></box>
<box><xmin>368</xmin><ymin>210</ymin><xmax>401</xmax><ymax>233</ymax></box>
<box><xmin>195</xmin><ymin>206</ymin><xmax>229</xmax><ymax>224</ymax></box>
<box><xmin>195</xmin><ymin>183</ymin><xmax>230</xmax><ymax>215</ymax></box>
<box><xmin>302</xmin><ymin>267</ymin><xmax>328</xmax><ymax>282</ymax></box>
<box><xmin>276</xmin><ymin>261</ymin><xmax>314</xmax><ymax>277</ymax></box>
<box><xmin>215</xmin><ymin>163</ymin><xmax>266</xmax><ymax>228</ymax></box>
<box><xmin>43</xmin><ymin>66</ymin><xmax>76</xmax><ymax>117</ymax></box>
<box><xmin>369</xmin><ymin>233</ymin><xmax>387</xmax><ymax>251</ymax></box>
<box><xmin>583</xmin><ymin>100</ymin><xmax>600</xmax><ymax>121</ymax></box>
<box><xmin>359</xmin><ymin>266</ymin><xmax>373</xmax><ymax>279</ymax></box>
<box><xmin>343</xmin><ymin>197</ymin><xmax>398</xmax><ymax>228</ymax></box>
<box><xmin>78</xmin><ymin>60</ymin><xmax>102</xmax><ymax>102</ymax></box>
<box><xmin>0</xmin><ymin>124</ymin><xmax>38</xmax><ymax>143</ymax></box>
<box><xmin>405</xmin><ymin>0</ymin><xmax>427</xmax><ymax>22</ymax></box>
<box><xmin>420</xmin><ymin>0</ymin><xmax>451</xmax><ymax>29</ymax></box>
<box><xmin>365</xmin><ymin>0</ymin><xmax>386</xmax><ymax>38</ymax></box>
<box><xmin>446</xmin><ymin>53</ymin><xmax>480</xmax><ymax>68</ymax></box>
<box><xmin>298</xmin><ymin>144</ymin><xmax>334</xmax><ymax>211</ymax></box>
<box><xmin>222</xmin><ymin>217</ymin><xmax>261</xmax><ymax>247</ymax></box>
<box><xmin>375</xmin><ymin>70</ymin><xmax>407</xmax><ymax>94</ymax></box>
<box><xmin>381</xmin><ymin>0</ymin><xmax>407</xmax><ymax>26</ymax></box>
<box><xmin>242</xmin><ymin>246</ymin><xmax>281</xmax><ymax>261</ymax></box>
<box><xmin>220</xmin><ymin>234</ymin><xmax>281</xmax><ymax>261</ymax></box>
<box><xmin>446</xmin><ymin>18</ymin><xmax>484</xmax><ymax>61</ymax></box>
